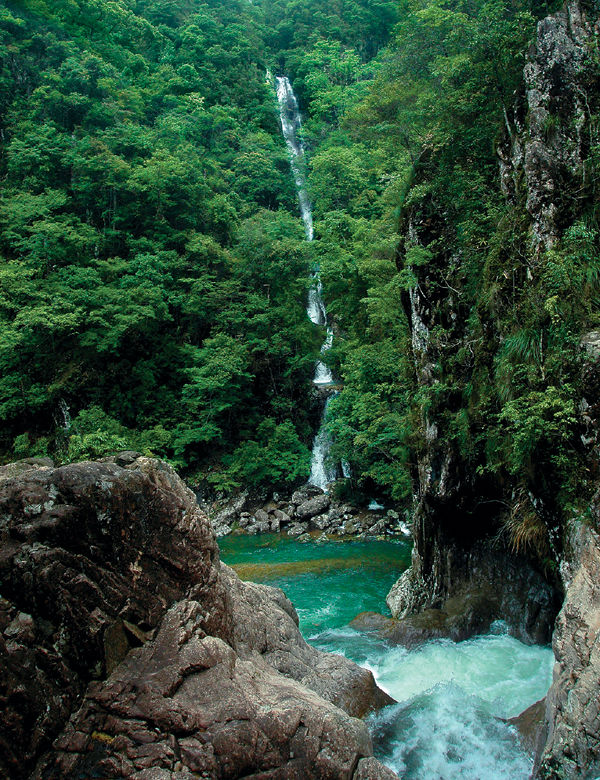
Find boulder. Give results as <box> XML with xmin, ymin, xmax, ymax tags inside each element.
<box><xmin>368</xmin><ymin>520</ymin><xmax>386</xmax><ymax>536</ymax></box>
<box><xmin>221</xmin><ymin>567</ymin><xmax>394</xmax><ymax>719</ymax></box>
<box><xmin>0</xmin><ymin>456</ymin><xmax>396</xmax><ymax>780</ymax></box>
<box><xmin>208</xmin><ymin>490</ymin><xmax>248</xmax><ymax>534</ymax></box>
<box><xmin>246</xmin><ymin>519</ymin><xmax>271</xmax><ymax>535</ymax></box>
<box><xmin>287</xmin><ymin>522</ymin><xmax>309</xmax><ymax>537</ymax></box>
<box><xmin>312</xmin><ymin>514</ymin><xmax>332</xmax><ymax>531</ymax></box>
<box><xmin>297</xmin><ymin>494</ymin><xmax>331</xmax><ymax>520</ymax></box>
<box><xmin>273</xmin><ymin>508</ymin><xmax>292</xmax><ymax>525</ymax></box>
<box><xmin>343</xmin><ymin>519</ymin><xmax>359</xmax><ymax>535</ymax></box>
<box><xmin>0</xmin><ymin>456</ymin><xmax>229</xmax><ymax>778</ymax></box>
<box><xmin>254</xmin><ymin>508</ymin><xmax>270</xmax><ymax>524</ymax></box>
<box><xmin>39</xmin><ymin>600</ymin><xmax>388</xmax><ymax>779</ymax></box>
<box><xmin>238</xmin><ymin>513</ymin><xmax>252</xmax><ymax>528</ymax></box>
<box><xmin>292</xmin><ymin>485</ymin><xmax>324</xmax><ymax>506</ymax></box>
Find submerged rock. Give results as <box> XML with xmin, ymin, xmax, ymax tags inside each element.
<box><xmin>0</xmin><ymin>455</ymin><xmax>396</xmax><ymax>780</ymax></box>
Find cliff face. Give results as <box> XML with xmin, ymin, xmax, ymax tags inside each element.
<box><xmin>0</xmin><ymin>455</ymin><xmax>394</xmax><ymax>780</ymax></box>
<box><xmin>387</xmin><ymin>0</ymin><xmax>600</xmax><ymax>775</ymax></box>
<box><xmin>535</xmin><ymin>521</ymin><xmax>600</xmax><ymax>779</ymax></box>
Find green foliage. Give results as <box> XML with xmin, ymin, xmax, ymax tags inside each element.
<box><xmin>219</xmin><ymin>419</ymin><xmax>311</xmax><ymax>491</ymax></box>
<box><xmin>497</xmin><ymin>386</ymin><xmax>577</xmax><ymax>476</ymax></box>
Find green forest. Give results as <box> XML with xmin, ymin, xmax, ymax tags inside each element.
<box><xmin>1</xmin><ymin>0</ymin><xmax>599</xmax><ymax>530</ymax></box>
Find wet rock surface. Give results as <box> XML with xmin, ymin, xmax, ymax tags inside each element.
<box><xmin>508</xmin><ymin>698</ymin><xmax>546</xmax><ymax>756</ymax></box>
<box><xmin>355</xmin><ymin>574</ymin><xmax>553</xmax><ymax>649</ymax></box>
<box><xmin>0</xmin><ymin>456</ymin><xmax>397</xmax><ymax>780</ymax></box>
<box><xmin>386</xmin><ymin>537</ymin><xmax>558</xmax><ymax>645</ymax></box>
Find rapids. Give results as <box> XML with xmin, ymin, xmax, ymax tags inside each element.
<box><xmin>220</xmin><ymin>534</ymin><xmax>553</xmax><ymax>779</ymax></box>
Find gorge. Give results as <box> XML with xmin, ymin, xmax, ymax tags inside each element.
<box><xmin>1</xmin><ymin>0</ymin><xmax>600</xmax><ymax>777</ymax></box>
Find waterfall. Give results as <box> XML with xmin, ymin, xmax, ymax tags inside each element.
<box><xmin>58</xmin><ymin>399</ymin><xmax>71</xmax><ymax>432</ymax></box>
<box><xmin>274</xmin><ymin>75</ymin><xmax>336</xmax><ymax>489</ymax></box>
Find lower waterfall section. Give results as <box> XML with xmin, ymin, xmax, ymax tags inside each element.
<box><xmin>308</xmin><ymin>394</ymin><xmax>338</xmax><ymax>488</ymax></box>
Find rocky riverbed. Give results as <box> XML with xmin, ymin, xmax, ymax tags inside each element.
<box><xmin>202</xmin><ymin>483</ymin><xmax>411</xmax><ymax>541</ymax></box>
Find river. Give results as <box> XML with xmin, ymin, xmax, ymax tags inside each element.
<box><xmin>220</xmin><ymin>534</ymin><xmax>553</xmax><ymax>779</ymax></box>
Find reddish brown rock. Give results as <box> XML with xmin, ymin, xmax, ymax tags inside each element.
<box><xmin>38</xmin><ymin>600</ymin><xmax>375</xmax><ymax>779</ymax></box>
<box><xmin>0</xmin><ymin>456</ymin><xmax>397</xmax><ymax>780</ymax></box>
<box><xmin>508</xmin><ymin>698</ymin><xmax>545</xmax><ymax>755</ymax></box>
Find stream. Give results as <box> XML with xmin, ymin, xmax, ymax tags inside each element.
<box><xmin>220</xmin><ymin>534</ymin><xmax>554</xmax><ymax>779</ymax></box>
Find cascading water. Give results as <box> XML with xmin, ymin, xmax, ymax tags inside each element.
<box><xmin>308</xmin><ymin>395</ymin><xmax>338</xmax><ymax>488</ymax></box>
<box><xmin>275</xmin><ymin>75</ymin><xmax>336</xmax><ymax>488</ymax></box>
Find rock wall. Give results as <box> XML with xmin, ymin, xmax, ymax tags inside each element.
<box><xmin>0</xmin><ymin>455</ymin><xmax>395</xmax><ymax>780</ymax></box>
<box><xmin>534</xmin><ymin>522</ymin><xmax>600</xmax><ymax>779</ymax></box>
<box><xmin>386</xmin><ymin>0</ymin><xmax>600</xmax><ymax>775</ymax></box>
<box><xmin>498</xmin><ymin>0</ymin><xmax>596</xmax><ymax>253</ymax></box>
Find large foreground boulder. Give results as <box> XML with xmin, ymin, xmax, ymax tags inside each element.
<box><xmin>0</xmin><ymin>456</ymin><xmax>395</xmax><ymax>779</ymax></box>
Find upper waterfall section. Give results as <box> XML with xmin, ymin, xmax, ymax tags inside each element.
<box><xmin>275</xmin><ymin>76</ymin><xmax>313</xmax><ymax>242</ymax></box>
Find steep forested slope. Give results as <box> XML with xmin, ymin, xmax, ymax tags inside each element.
<box><xmin>0</xmin><ymin>0</ymin><xmax>315</xmax><ymax>488</ymax></box>
<box><xmin>291</xmin><ymin>0</ymin><xmax>599</xmax><ymax>547</ymax></box>
<box><xmin>0</xmin><ymin>0</ymin><xmax>399</xmax><ymax>491</ymax></box>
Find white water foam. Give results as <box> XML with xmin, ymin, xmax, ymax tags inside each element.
<box><xmin>310</xmin><ymin>624</ymin><xmax>553</xmax><ymax>780</ymax></box>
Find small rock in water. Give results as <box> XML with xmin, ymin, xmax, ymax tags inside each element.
<box><xmin>287</xmin><ymin>522</ymin><xmax>308</xmax><ymax>537</ymax></box>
